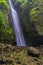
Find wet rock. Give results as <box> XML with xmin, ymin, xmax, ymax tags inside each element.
<box><xmin>16</xmin><ymin>59</ymin><xmax>21</xmax><ymax>64</ymax></box>
<box><xmin>27</xmin><ymin>47</ymin><xmax>40</xmax><ymax>57</ymax></box>
<box><xmin>17</xmin><ymin>60</ymin><xmax>21</xmax><ymax>64</ymax></box>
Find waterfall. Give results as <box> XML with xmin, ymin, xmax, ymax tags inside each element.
<box><xmin>8</xmin><ymin>0</ymin><xmax>26</xmax><ymax>46</ymax></box>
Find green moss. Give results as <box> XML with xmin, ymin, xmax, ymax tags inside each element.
<box><xmin>13</xmin><ymin>52</ymin><xmax>19</xmax><ymax>59</ymax></box>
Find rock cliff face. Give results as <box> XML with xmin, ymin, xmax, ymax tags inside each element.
<box><xmin>11</xmin><ymin>0</ymin><xmax>43</xmax><ymax>46</ymax></box>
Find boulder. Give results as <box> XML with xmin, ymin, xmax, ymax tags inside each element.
<box><xmin>27</xmin><ymin>47</ymin><xmax>40</xmax><ymax>57</ymax></box>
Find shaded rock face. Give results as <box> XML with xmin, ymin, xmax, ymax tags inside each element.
<box><xmin>27</xmin><ymin>47</ymin><xmax>40</xmax><ymax>57</ymax></box>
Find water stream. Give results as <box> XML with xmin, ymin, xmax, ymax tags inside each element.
<box><xmin>8</xmin><ymin>0</ymin><xmax>26</xmax><ymax>46</ymax></box>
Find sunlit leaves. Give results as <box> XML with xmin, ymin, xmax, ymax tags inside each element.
<box><xmin>30</xmin><ymin>8</ymin><xmax>40</xmax><ymax>22</ymax></box>
<box><xmin>0</xmin><ymin>0</ymin><xmax>9</xmax><ymax>9</ymax></box>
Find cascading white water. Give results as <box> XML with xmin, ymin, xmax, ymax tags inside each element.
<box><xmin>8</xmin><ymin>0</ymin><xmax>26</xmax><ymax>46</ymax></box>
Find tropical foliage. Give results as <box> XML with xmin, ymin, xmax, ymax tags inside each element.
<box><xmin>0</xmin><ymin>0</ymin><xmax>15</xmax><ymax>44</ymax></box>
<box><xmin>0</xmin><ymin>0</ymin><xmax>43</xmax><ymax>45</ymax></box>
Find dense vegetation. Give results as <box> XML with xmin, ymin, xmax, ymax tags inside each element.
<box><xmin>0</xmin><ymin>0</ymin><xmax>16</xmax><ymax>45</ymax></box>
<box><xmin>0</xmin><ymin>0</ymin><xmax>43</xmax><ymax>46</ymax></box>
